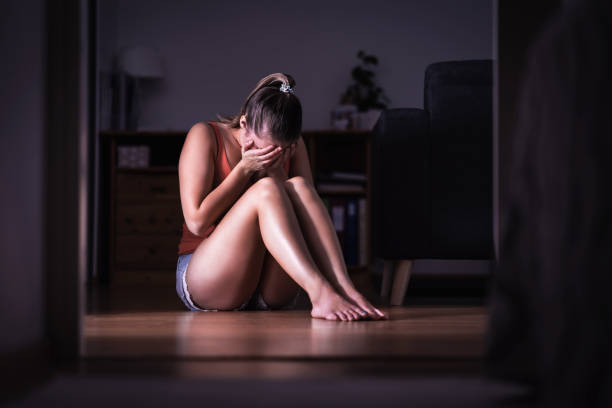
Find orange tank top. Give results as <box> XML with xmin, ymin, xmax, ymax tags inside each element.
<box><xmin>177</xmin><ymin>121</ymin><xmax>291</xmax><ymax>255</ymax></box>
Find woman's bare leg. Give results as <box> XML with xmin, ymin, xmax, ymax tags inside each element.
<box><xmin>281</xmin><ymin>176</ymin><xmax>387</xmax><ymax>319</ymax></box>
<box><xmin>257</xmin><ymin>250</ymin><xmax>300</xmax><ymax>307</ymax></box>
<box><xmin>186</xmin><ymin>177</ymin><xmax>367</xmax><ymax>320</ymax></box>
<box><xmin>255</xmin><ymin>176</ymin><xmax>385</xmax><ymax>319</ymax></box>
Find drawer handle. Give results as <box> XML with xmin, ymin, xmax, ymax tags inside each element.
<box><xmin>148</xmin><ymin>216</ymin><xmax>157</xmax><ymax>224</ymax></box>
<box><xmin>148</xmin><ymin>247</ymin><xmax>157</xmax><ymax>255</ymax></box>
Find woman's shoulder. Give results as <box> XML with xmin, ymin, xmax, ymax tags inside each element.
<box><xmin>188</xmin><ymin>121</ymin><xmax>214</xmax><ymax>135</ymax></box>
<box><xmin>182</xmin><ymin>121</ymin><xmax>218</xmax><ymax>158</ymax></box>
<box><xmin>187</xmin><ymin>121</ymin><xmax>219</xmax><ymax>142</ymax></box>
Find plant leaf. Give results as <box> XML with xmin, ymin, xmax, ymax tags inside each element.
<box><xmin>364</xmin><ymin>56</ymin><xmax>378</xmax><ymax>65</ymax></box>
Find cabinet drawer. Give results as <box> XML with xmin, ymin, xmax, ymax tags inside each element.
<box><xmin>116</xmin><ymin>173</ymin><xmax>179</xmax><ymax>201</ymax></box>
<box><xmin>116</xmin><ymin>202</ymin><xmax>182</xmax><ymax>235</ymax></box>
<box><xmin>115</xmin><ymin>235</ymin><xmax>179</xmax><ymax>269</ymax></box>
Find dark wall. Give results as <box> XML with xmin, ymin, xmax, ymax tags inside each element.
<box><xmin>1</xmin><ymin>0</ymin><xmax>83</xmax><ymax>370</ymax></box>
<box><xmin>0</xmin><ymin>0</ymin><xmax>46</xmax><ymax>355</ymax></box>
<box><xmin>497</xmin><ymin>0</ymin><xmax>562</xmax><ymax>224</ymax></box>
<box><xmin>98</xmin><ymin>0</ymin><xmax>493</xmax><ymax>130</ymax></box>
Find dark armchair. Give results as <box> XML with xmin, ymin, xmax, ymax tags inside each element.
<box><xmin>371</xmin><ymin>60</ymin><xmax>494</xmax><ymax>305</ymax></box>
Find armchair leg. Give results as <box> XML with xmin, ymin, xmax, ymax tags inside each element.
<box><xmin>380</xmin><ymin>260</ymin><xmax>395</xmax><ymax>299</ymax></box>
<box><xmin>390</xmin><ymin>260</ymin><xmax>413</xmax><ymax>306</ymax></box>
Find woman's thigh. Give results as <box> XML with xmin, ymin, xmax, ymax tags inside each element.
<box><xmin>185</xmin><ymin>179</ymin><xmax>271</xmax><ymax>310</ymax></box>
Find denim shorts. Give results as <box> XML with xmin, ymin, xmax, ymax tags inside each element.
<box><xmin>175</xmin><ymin>253</ymin><xmax>299</xmax><ymax>312</ymax></box>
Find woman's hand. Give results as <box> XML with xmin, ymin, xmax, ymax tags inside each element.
<box><xmin>265</xmin><ymin>142</ymin><xmax>297</xmax><ymax>181</ymax></box>
<box><xmin>240</xmin><ymin>139</ymin><xmax>283</xmax><ymax>175</ymax></box>
<box><xmin>266</xmin><ymin>142</ymin><xmax>297</xmax><ymax>170</ymax></box>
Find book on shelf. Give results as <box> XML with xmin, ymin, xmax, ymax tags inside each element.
<box><xmin>316</xmin><ymin>170</ymin><xmax>367</xmax><ymax>194</ymax></box>
<box><xmin>329</xmin><ymin>171</ymin><xmax>367</xmax><ymax>182</ymax></box>
<box><xmin>321</xmin><ymin>195</ymin><xmax>368</xmax><ymax>267</ymax></box>
<box><xmin>316</xmin><ymin>183</ymin><xmax>366</xmax><ymax>194</ymax></box>
<box><xmin>317</xmin><ymin>172</ymin><xmax>367</xmax><ymax>184</ymax></box>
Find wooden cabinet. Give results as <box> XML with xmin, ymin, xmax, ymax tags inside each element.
<box><xmin>101</xmin><ymin>129</ymin><xmax>372</xmax><ymax>286</ymax></box>
<box><xmin>101</xmin><ymin>131</ymin><xmax>186</xmax><ymax>285</ymax></box>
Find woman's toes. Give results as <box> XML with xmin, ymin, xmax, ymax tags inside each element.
<box><xmin>353</xmin><ymin>307</ymin><xmax>367</xmax><ymax>318</ymax></box>
<box><xmin>370</xmin><ymin>307</ymin><xmax>383</xmax><ymax>319</ymax></box>
<box><xmin>348</xmin><ymin>310</ymin><xmax>360</xmax><ymax>320</ymax></box>
<box><xmin>374</xmin><ymin>308</ymin><xmax>387</xmax><ymax>318</ymax></box>
<box><xmin>360</xmin><ymin>307</ymin><xmax>375</xmax><ymax>319</ymax></box>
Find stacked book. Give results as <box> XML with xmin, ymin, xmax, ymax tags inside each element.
<box><xmin>317</xmin><ymin>172</ymin><xmax>368</xmax><ymax>267</ymax></box>
<box><xmin>316</xmin><ymin>171</ymin><xmax>367</xmax><ymax>194</ymax></box>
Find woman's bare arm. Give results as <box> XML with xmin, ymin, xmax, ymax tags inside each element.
<box><xmin>178</xmin><ymin>122</ymin><xmax>252</xmax><ymax>236</ymax></box>
<box><xmin>288</xmin><ymin>136</ymin><xmax>314</xmax><ymax>185</ymax></box>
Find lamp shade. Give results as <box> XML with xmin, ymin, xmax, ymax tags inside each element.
<box><xmin>118</xmin><ymin>46</ymin><xmax>163</xmax><ymax>78</ymax></box>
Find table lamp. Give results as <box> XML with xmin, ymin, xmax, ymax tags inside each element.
<box><xmin>117</xmin><ymin>46</ymin><xmax>164</xmax><ymax>130</ymax></box>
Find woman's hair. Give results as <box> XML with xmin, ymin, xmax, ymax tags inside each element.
<box><xmin>216</xmin><ymin>73</ymin><xmax>302</xmax><ymax>145</ymax></box>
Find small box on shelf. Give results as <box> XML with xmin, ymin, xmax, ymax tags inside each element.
<box><xmin>117</xmin><ymin>145</ymin><xmax>150</xmax><ymax>168</ymax></box>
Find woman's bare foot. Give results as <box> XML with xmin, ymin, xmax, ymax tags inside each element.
<box><xmin>310</xmin><ymin>283</ymin><xmax>369</xmax><ymax>321</ymax></box>
<box><xmin>342</xmin><ymin>288</ymin><xmax>388</xmax><ymax>320</ymax></box>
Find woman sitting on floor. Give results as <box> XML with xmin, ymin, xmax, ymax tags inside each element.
<box><xmin>176</xmin><ymin>72</ymin><xmax>387</xmax><ymax>321</ymax></box>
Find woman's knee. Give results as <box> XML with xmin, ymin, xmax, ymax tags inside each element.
<box><xmin>249</xmin><ymin>176</ymin><xmax>286</xmax><ymax>200</ymax></box>
<box><xmin>284</xmin><ymin>176</ymin><xmax>314</xmax><ymax>195</ymax></box>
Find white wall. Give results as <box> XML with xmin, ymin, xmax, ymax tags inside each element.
<box><xmin>99</xmin><ymin>0</ymin><xmax>492</xmax><ymax>131</ymax></box>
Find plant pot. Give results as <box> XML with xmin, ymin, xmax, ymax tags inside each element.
<box><xmin>331</xmin><ymin>104</ymin><xmax>358</xmax><ymax>130</ymax></box>
<box><xmin>356</xmin><ymin>109</ymin><xmax>382</xmax><ymax>130</ymax></box>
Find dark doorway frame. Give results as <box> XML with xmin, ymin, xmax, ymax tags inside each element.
<box><xmin>46</xmin><ymin>0</ymin><xmax>562</xmax><ymax>364</ymax></box>
<box><xmin>45</xmin><ymin>0</ymin><xmax>97</xmax><ymax>359</ymax></box>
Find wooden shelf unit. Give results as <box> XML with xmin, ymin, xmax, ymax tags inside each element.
<box><xmin>301</xmin><ymin>129</ymin><xmax>372</xmax><ymax>270</ymax></box>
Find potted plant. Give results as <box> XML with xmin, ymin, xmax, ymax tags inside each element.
<box><xmin>339</xmin><ymin>50</ymin><xmax>390</xmax><ymax>130</ymax></box>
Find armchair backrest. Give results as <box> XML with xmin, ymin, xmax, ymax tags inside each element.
<box><xmin>424</xmin><ymin>60</ymin><xmax>493</xmax><ymax>258</ymax></box>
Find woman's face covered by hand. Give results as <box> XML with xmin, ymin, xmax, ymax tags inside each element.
<box><xmin>239</xmin><ymin>116</ymin><xmax>294</xmax><ymax>152</ymax></box>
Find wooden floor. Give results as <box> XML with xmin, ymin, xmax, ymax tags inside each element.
<box><xmin>84</xmin><ymin>283</ymin><xmax>488</xmax><ymax>378</ymax></box>
<box><xmin>85</xmin><ymin>307</ymin><xmax>486</xmax><ymax>359</ymax></box>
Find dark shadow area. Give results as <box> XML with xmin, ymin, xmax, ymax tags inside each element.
<box><xmin>487</xmin><ymin>1</ymin><xmax>612</xmax><ymax>406</ymax></box>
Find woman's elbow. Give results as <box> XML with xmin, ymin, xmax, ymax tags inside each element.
<box><xmin>185</xmin><ymin>219</ymin><xmax>205</xmax><ymax>237</ymax></box>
